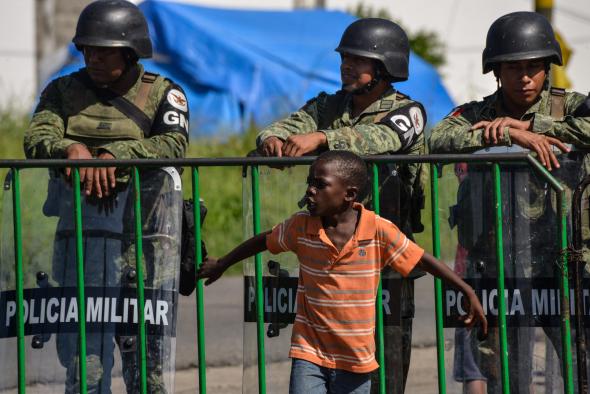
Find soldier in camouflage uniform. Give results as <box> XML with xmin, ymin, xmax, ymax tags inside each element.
<box><xmin>23</xmin><ymin>1</ymin><xmax>187</xmax><ymax>393</ymax></box>
<box><xmin>429</xmin><ymin>11</ymin><xmax>590</xmax><ymax>393</ymax></box>
<box><xmin>257</xmin><ymin>18</ymin><xmax>427</xmax><ymax>394</ymax></box>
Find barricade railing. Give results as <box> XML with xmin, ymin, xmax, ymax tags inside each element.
<box><xmin>0</xmin><ymin>153</ymin><xmax>575</xmax><ymax>394</ymax></box>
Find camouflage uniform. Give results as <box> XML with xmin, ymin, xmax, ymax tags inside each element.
<box><xmin>429</xmin><ymin>86</ymin><xmax>590</xmax><ymax>393</ymax></box>
<box><xmin>258</xmin><ymin>86</ymin><xmax>427</xmax><ymax>394</ymax></box>
<box><xmin>24</xmin><ymin>65</ymin><xmax>187</xmax><ymax>394</ymax></box>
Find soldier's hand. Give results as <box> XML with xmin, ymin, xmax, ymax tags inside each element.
<box><xmin>509</xmin><ymin>129</ymin><xmax>570</xmax><ymax>170</ymax></box>
<box><xmin>90</xmin><ymin>151</ymin><xmax>117</xmax><ymax>198</ymax></box>
<box><xmin>260</xmin><ymin>137</ymin><xmax>285</xmax><ymax>157</ymax></box>
<box><xmin>471</xmin><ymin>117</ymin><xmax>532</xmax><ymax>145</ymax></box>
<box><xmin>65</xmin><ymin>143</ymin><xmax>93</xmax><ymax>184</ymax></box>
<box><xmin>196</xmin><ymin>257</ymin><xmax>228</xmax><ymax>286</ymax></box>
<box><xmin>282</xmin><ymin>132</ymin><xmax>327</xmax><ymax>157</ymax></box>
<box><xmin>460</xmin><ymin>289</ymin><xmax>488</xmax><ymax>340</ymax></box>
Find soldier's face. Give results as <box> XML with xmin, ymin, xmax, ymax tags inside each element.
<box><xmin>498</xmin><ymin>59</ymin><xmax>547</xmax><ymax>108</ymax></box>
<box><xmin>340</xmin><ymin>54</ymin><xmax>375</xmax><ymax>92</ymax></box>
<box><xmin>83</xmin><ymin>46</ymin><xmax>127</xmax><ymax>85</ymax></box>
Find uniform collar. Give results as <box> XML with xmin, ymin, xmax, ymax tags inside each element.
<box><xmin>305</xmin><ymin>202</ymin><xmax>377</xmax><ymax>241</ymax></box>
<box><xmin>343</xmin><ymin>86</ymin><xmax>398</xmax><ymax>119</ymax></box>
<box><xmin>486</xmin><ymin>86</ymin><xmax>551</xmax><ymax>119</ymax></box>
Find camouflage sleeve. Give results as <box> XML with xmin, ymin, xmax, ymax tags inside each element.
<box><xmin>531</xmin><ymin>92</ymin><xmax>590</xmax><ymax>148</ymax></box>
<box><xmin>428</xmin><ymin>105</ymin><xmax>511</xmax><ymax>153</ymax></box>
<box><xmin>101</xmin><ymin>85</ymin><xmax>188</xmax><ymax>159</ymax></box>
<box><xmin>23</xmin><ymin>80</ymin><xmax>81</xmax><ymax>159</ymax></box>
<box><xmin>256</xmin><ymin>97</ymin><xmax>321</xmax><ymax>146</ymax></box>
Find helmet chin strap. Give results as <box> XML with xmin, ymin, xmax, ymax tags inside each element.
<box><xmin>343</xmin><ymin>63</ymin><xmax>383</xmax><ymax>95</ymax></box>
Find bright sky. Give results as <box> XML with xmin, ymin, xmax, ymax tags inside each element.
<box><xmin>1</xmin><ymin>0</ymin><xmax>588</xmax><ymax>111</ymax></box>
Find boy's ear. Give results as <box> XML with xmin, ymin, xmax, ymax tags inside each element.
<box><xmin>345</xmin><ymin>185</ymin><xmax>359</xmax><ymax>202</ymax></box>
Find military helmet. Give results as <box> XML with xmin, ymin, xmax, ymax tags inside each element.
<box><xmin>335</xmin><ymin>18</ymin><xmax>410</xmax><ymax>82</ymax></box>
<box><xmin>73</xmin><ymin>0</ymin><xmax>152</xmax><ymax>59</ymax></box>
<box><xmin>482</xmin><ymin>11</ymin><xmax>562</xmax><ymax>74</ymax></box>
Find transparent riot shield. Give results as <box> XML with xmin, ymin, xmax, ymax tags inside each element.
<box><xmin>242</xmin><ymin>165</ymin><xmax>305</xmax><ymax>393</ymax></box>
<box><xmin>439</xmin><ymin>151</ymin><xmax>588</xmax><ymax>394</ymax></box>
<box><xmin>0</xmin><ymin>167</ymin><xmax>182</xmax><ymax>393</ymax></box>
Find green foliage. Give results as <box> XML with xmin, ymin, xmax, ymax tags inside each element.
<box><xmin>348</xmin><ymin>2</ymin><xmax>446</xmax><ymax>69</ymax></box>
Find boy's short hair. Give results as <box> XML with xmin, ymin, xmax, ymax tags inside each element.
<box><xmin>315</xmin><ymin>150</ymin><xmax>368</xmax><ymax>193</ymax></box>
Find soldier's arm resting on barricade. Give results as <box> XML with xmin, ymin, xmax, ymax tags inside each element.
<box><xmin>321</xmin><ymin>123</ymin><xmax>405</xmax><ymax>154</ymax></box>
<box><xmin>429</xmin><ymin>106</ymin><xmax>492</xmax><ymax>154</ymax></box>
<box><xmin>257</xmin><ymin>98</ymin><xmax>322</xmax><ymax>156</ymax></box>
<box><xmin>196</xmin><ymin>230</ymin><xmax>271</xmax><ymax>286</ymax></box>
<box><xmin>471</xmin><ymin>118</ymin><xmax>569</xmax><ymax>170</ymax></box>
<box><xmin>416</xmin><ymin>252</ymin><xmax>488</xmax><ymax>337</ymax></box>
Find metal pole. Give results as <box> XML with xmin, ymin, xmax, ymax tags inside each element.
<box><xmin>72</xmin><ymin>168</ymin><xmax>88</xmax><ymax>393</ymax></box>
<box><xmin>372</xmin><ymin>164</ymin><xmax>386</xmax><ymax>394</ymax></box>
<box><xmin>430</xmin><ymin>164</ymin><xmax>447</xmax><ymax>394</ymax></box>
<box><xmin>132</xmin><ymin>167</ymin><xmax>148</xmax><ymax>394</ymax></box>
<box><xmin>492</xmin><ymin>163</ymin><xmax>510</xmax><ymax>394</ymax></box>
<box><xmin>251</xmin><ymin>165</ymin><xmax>267</xmax><ymax>394</ymax></box>
<box><xmin>11</xmin><ymin>169</ymin><xmax>26</xmax><ymax>393</ymax></box>
<box><xmin>192</xmin><ymin>167</ymin><xmax>207</xmax><ymax>393</ymax></box>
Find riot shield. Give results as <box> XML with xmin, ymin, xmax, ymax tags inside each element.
<box><xmin>439</xmin><ymin>151</ymin><xmax>588</xmax><ymax>394</ymax></box>
<box><xmin>0</xmin><ymin>167</ymin><xmax>182</xmax><ymax>393</ymax></box>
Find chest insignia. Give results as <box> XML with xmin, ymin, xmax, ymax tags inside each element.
<box><xmin>96</xmin><ymin>122</ymin><xmax>112</xmax><ymax>130</ymax></box>
<box><xmin>358</xmin><ymin>248</ymin><xmax>367</xmax><ymax>257</ymax></box>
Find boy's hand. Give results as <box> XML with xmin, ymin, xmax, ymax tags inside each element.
<box><xmin>460</xmin><ymin>289</ymin><xmax>488</xmax><ymax>340</ymax></box>
<box><xmin>196</xmin><ymin>257</ymin><xmax>228</xmax><ymax>286</ymax></box>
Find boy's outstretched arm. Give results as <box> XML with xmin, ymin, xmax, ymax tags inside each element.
<box><xmin>416</xmin><ymin>252</ymin><xmax>488</xmax><ymax>338</ymax></box>
<box><xmin>196</xmin><ymin>230</ymin><xmax>271</xmax><ymax>286</ymax></box>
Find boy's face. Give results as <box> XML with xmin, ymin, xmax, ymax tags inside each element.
<box><xmin>340</xmin><ymin>53</ymin><xmax>375</xmax><ymax>93</ymax></box>
<box><xmin>305</xmin><ymin>160</ymin><xmax>354</xmax><ymax>216</ymax></box>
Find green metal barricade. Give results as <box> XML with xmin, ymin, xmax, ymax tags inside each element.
<box><xmin>0</xmin><ymin>153</ymin><xmax>580</xmax><ymax>394</ymax></box>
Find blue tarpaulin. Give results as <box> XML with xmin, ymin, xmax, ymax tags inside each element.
<box><xmin>50</xmin><ymin>0</ymin><xmax>454</xmax><ymax>138</ymax></box>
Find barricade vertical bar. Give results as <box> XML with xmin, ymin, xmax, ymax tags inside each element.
<box><xmin>557</xmin><ymin>181</ymin><xmax>575</xmax><ymax>394</ymax></box>
<box><xmin>250</xmin><ymin>165</ymin><xmax>267</xmax><ymax>394</ymax></box>
<box><xmin>492</xmin><ymin>163</ymin><xmax>510</xmax><ymax>394</ymax></box>
<box><xmin>132</xmin><ymin>167</ymin><xmax>148</xmax><ymax>394</ymax></box>
<box><xmin>371</xmin><ymin>164</ymin><xmax>386</xmax><ymax>394</ymax></box>
<box><xmin>11</xmin><ymin>168</ymin><xmax>26</xmax><ymax>393</ymax></box>
<box><xmin>429</xmin><ymin>163</ymin><xmax>446</xmax><ymax>394</ymax></box>
<box><xmin>72</xmin><ymin>168</ymin><xmax>88</xmax><ymax>393</ymax></box>
<box><xmin>192</xmin><ymin>167</ymin><xmax>207</xmax><ymax>393</ymax></box>
<box><xmin>525</xmin><ymin>156</ymin><xmax>574</xmax><ymax>394</ymax></box>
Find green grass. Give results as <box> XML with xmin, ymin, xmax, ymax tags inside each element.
<box><xmin>0</xmin><ymin>116</ymin><xmax>460</xmax><ymax>284</ymax></box>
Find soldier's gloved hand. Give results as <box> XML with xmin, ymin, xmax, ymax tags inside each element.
<box><xmin>196</xmin><ymin>257</ymin><xmax>228</xmax><ymax>286</ymax></box>
<box><xmin>90</xmin><ymin>151</ymin><xmax>117</xmax><ymax>199</ymax></box>
<box><xmin>281</xmin><ymin>132</ymin><xmax>327</xmax><ymax>157</ymax></box>
<box><xmin>460</xmin><ymin>289</ymin><xmax>488</xmax><ymax>340</ymax></box>
<box><xmin>260</xmin><ymin>136</ymin><xmax>285</xmax><ymax>157</ymax></box>
<box><xmin>472</xmin><ymin>117</ymin><xmax>532</xmax><ymax>145</ymax></box>
<box><xmin>65</xmin><ymin>143</ymin><xmax>93</xmax><ymax>186</ymax></box>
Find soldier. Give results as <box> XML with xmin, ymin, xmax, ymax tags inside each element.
<box><xmin>24</xmin><ymin>0</ymin><xmax>187</xmax><ymax>393</ymax></box>
<box><xmin>429</xmin><ymin>11</ymin><xmax>590</xmax><ymax>393</ymax></box>
<box><xmin>257</xmin><ymin>18</ymin><xmax>427</xmax><ymax>394</ymax></box>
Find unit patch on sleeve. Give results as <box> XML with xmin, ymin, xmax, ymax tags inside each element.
<box><xmin>379</xmin><ymin>103</ymin><xmax>426</xmax><ymax>150</ymax></box>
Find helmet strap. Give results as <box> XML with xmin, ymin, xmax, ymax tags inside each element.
<box><xmin>348</xmin><ymin>62</ymin><xmax>383</xmax><ymax>96</ymax></box>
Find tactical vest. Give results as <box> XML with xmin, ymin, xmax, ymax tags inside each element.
<box><xmin>64</xmin><ymin>71</ymin><xmax>160</xmax><ymax>153</ymax></box>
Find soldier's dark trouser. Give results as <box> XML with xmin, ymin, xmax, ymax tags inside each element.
<box><xmin>370</xmin><ymin>278</ymin><xmax>414</xmax><ymax>394</ymax></box>
<box><xmin>54</xmin><ymin>235</ymin><xmax>170</xmax><ymax>394</ymax></box>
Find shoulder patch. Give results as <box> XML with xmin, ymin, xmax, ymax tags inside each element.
<box><xmin>379</xmin><ymin>103</ymin><xmax>427</xmax><ymax>150</ymax></box>
<box><xmin>167</xmin><ymin>89</ymin><xmax>188</xmax><ymax>112</ymax></box>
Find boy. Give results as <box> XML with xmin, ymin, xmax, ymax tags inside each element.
<box><xmin>197</xmin><ymin>151</ymin><xmax>487</xmax><ymax>393</ymax></box>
